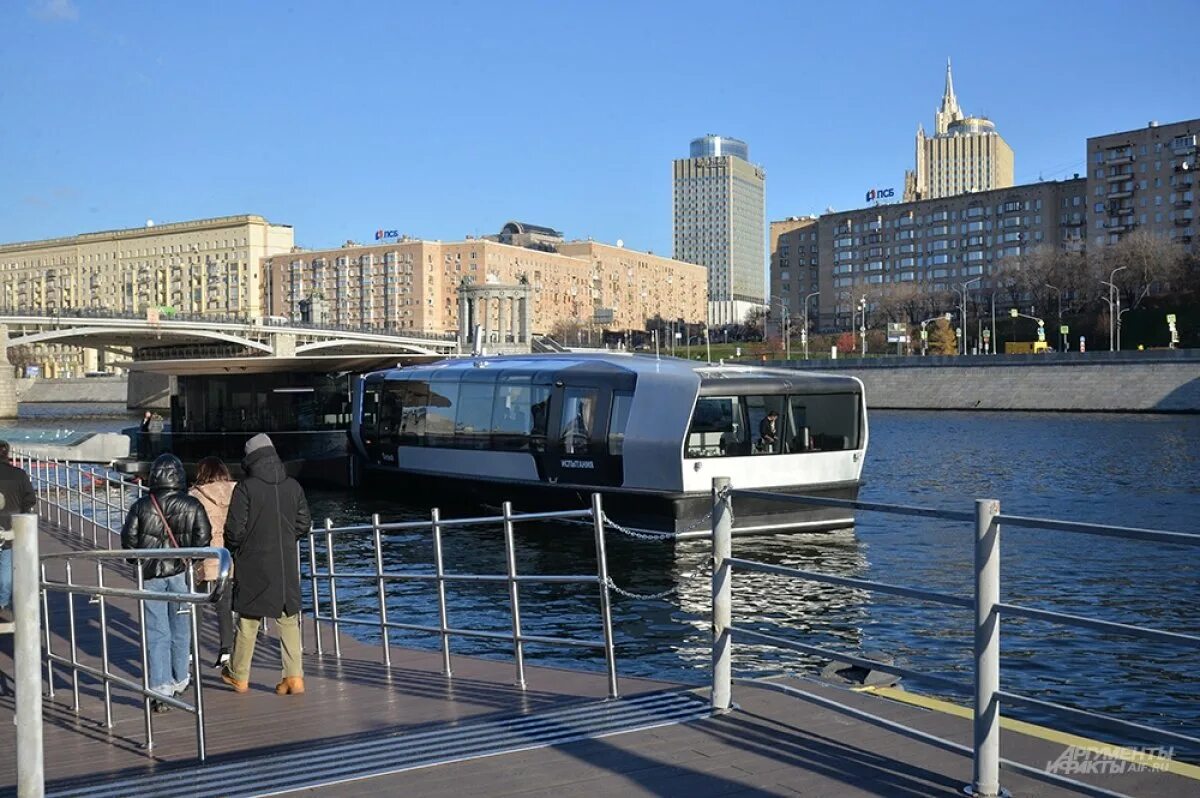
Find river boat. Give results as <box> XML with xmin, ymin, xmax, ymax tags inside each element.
<box><xmin>351</xmin><ymin>353</ymin><xmax>868</xmax><ymax>535</ymax></box>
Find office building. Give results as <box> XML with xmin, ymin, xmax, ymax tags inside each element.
<box><xmin>1086</xmin><ymin>118</ymin><xmax>1198</xmax><ymax>247</ymax></box>
<box><xmin>903</xmin><ymin>61</ymin><xmax>1014</xmax><ymax>202</ymax></box>
<box><xmin>673</xmin><ymin>135</ymin><xmax>766</xmax><ymax>325</ymax></box>
<box><xmin>265</xmin><ymin>222</ymin><xmax>707</xmax><ymax>338</ymax></box>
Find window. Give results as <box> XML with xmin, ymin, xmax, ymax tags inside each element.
<box><xmin>608</xmin><ymin>392</ymin><xmax>633</xmax><ymax>455</ymax></box>
<box><xmin>686</xmin><ymin>396</ymin><xmax>747</xmax><ymax>457</ymax></box>
<box><xmin>560</xmin><ymin>387</ymin><xmax>598</xmax><ymax>455</ymax></box>
<box><xmin>454</xmin><ymin>375</ymin><xmax>497</xmax><ymax>449</ymax></box>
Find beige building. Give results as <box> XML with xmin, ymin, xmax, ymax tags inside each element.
<box><xmin>673</xmin><ymin>135</ymin><xmax>766</xmax><ymax>325</ymax></box>
<box><xmin>904</xmin><ymin>61</ymin><xmax>1014</xmax><ymax>202</ymax></box>
<box><xmin>0</xmin><ymin>214</ymin><xmax>294</xmax><ymax>319</ymax></box>
<box><xmin>266</xmin><ymin>224</ymin><xmax>707</xmax><ymax>337</ymax></box>
<box><xmin>768</xmin><ymin>217</ymin><xmax>820</xmax><ymax>337</ymax></box>
<box><xmin>0</xmin><ymin>214</ymin><xmax>294</xmax><ymax>375</ymax></box>
<box><xmin>1087</xmin><ymin>118</ymin><xmax>1198</xmax><ymax>247</ymax></box>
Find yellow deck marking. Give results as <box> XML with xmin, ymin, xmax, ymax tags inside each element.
<box><xmin>855</xmin><ymin>685</ymin><xmax>1199</xmax><ymax>780</ymax></box>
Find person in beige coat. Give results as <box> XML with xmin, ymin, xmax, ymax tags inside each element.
<box><xmin>189</xmin><ymin>456</ymin><xmax>236</xmax><ymax>668</ymax></box>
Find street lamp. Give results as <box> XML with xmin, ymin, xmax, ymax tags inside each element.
<box><xmin>1045</xmin><ymin>283</ymin><xmax>1063</xmax><ymax>351</ymax></box>
<box><xmin>770</xmin><ymin>297</ymin><xmax>792</xmax><ymax>361</ymax></box>
<box><xmin>919</xmin><ymin>312</ymin><xmax>953</xmax><ymax>356</ymax></box>
<box><xmin>1009</xmin><ymin>308</ymin><xmax>1046</xmax><ymax>348</ymax></box>
<box><xmin>802</xmin><ymin>290</ymin><xmax>819</xmax><ymax>360</ymax></box>
<box><xmin>1103</xmin><ymin>265</ymin><xmax>1127</xmax><ymax>351</ymax></box>
<box><xmin>953</xmin><ymin>277</ymin><xmax>981</xmax><ymax>355</ymax></box>
<box><xmin>856</xmin><ymin>294</ymin><xmax>868</xmax><ymax>357</ymax></box>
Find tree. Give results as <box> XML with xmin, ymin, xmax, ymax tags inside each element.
<box><xmin>1102</xmin><ymin>230</ymin><xmax>1187</xmax><ymax>311</ymax></box>
<box><xmin>927</xmin><ymin>318</ymin><xmax>957</xmax><ymax>355</ymax></box>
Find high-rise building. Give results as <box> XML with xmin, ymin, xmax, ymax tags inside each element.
<box><xmin>673</xmin><ymin>135</ymin><xmax>766</xmax><ymax>325</ymax></box>
<box><xmin>1086</xmin><ymin>118</ymin><xmax>1198</xmax><ymax>248</ymax></box>
<box><xmin>903</xmin><ymin>60</ymin><xmax>1014</xmax><ymax>202</ymax></box>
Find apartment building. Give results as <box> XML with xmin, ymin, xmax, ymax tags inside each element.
<box><xmin>768</xmin><ymin>217</ymin><xmax>820</xmax><ymax>336</ymax></box>
<box><xmin>1087</xmin><ymin>119</ymin><xmax>1199</xmax><ymax>248</ymax></box>
<box><xmin>265</xmin><ymin>224</ymin><xmax>707</xmax><ymax>336</ymax></box>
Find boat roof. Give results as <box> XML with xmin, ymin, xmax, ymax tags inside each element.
<box><xmin>370</xmin><ymin>353</ymin><xmax>861</xmax><ymax>393</ymax></box>
<box><xmin>125</xmin><ymin>354</ymin><xmax>441</xmax><ymax>376</ymax></box>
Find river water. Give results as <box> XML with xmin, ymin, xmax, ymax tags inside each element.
<box><xmin>27</xmin><ymin>404</ymin><xmax>1200</xmax><ymax>744</ymax></box>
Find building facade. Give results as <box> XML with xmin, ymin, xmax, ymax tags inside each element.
<box><xmin>904</xmin><ymin>61</ymin><xmax>1014</xmax><ymax>202</ymax></box>
<box><xmin>266</xmin><ymin>225</ymin><xmax>707</xmax><ymax>338</ymax></box>
<box><xmin>0</xmin><ymin>215</ymin><xmax>294</xmax><ymax>319</ymax></box>
<box><xmin>768</xmin><ymin>217</ymin><xmax>820</xmax><ymax>337</ymax></box>
<box><xmin>673</xmin><ymin>135</ymin><xmax>766</xmax><ymax>325</ymax></box>
<box><xmin>1086</xmin><ymin>119</ymin><xmax>1198</xmax><ymax>248</ymax></box>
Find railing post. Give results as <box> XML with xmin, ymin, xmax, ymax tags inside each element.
<box><xmin>501</xmin><ymin>501</ymin><xmax>526</xmax><ymax>690</ymax></box>
<box><xmin>372</xmin><ymin>513</ymin><xmax>391</xmax><ymax>667</ymax></box>
<box><xmin>307</xmin><ymin>528</ymin><xmax>323</xmax><ymax>656</ymax></box>
<box><xmin>13</xmin><ymin>514</ymin><xmax>45</xmax><ymax>798</ymax></box>
<box><xmin>430</xmin><ymin>508</ymin><xmax>452</xmax><ymax>677</ymax></box>
<box><xmin>972</xmin><ymin>498</ymin><xmax>1002</xmax><ymax>798</ymax></box>
<box><xmin>711</xmin><ymin>476</ymin><xmax>733</xmax><ymax>713</ymax></box>
<box><xmin>590</xmin><ymin>493</ymin><xmax>619</xmax><ymax>699</ymax></box>
<box><xmin>325</xmin><ymin>518</ymin><xmax>341</xmax><ymax>658</ymax></box>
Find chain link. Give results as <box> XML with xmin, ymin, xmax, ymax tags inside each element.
<box><xmin>600</xmin><ymin>513</ymin><xmax>679</xmax><ymax>541</ymax></box>
<box><xmin>603</xmin><ymin>577</ymin><xmax>679</xmax><ymax>601</ymax></box>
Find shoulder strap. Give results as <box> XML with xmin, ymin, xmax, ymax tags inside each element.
<box><xmin>149</xmin><ymin>493</ymin><xmax>181</xmax><ymax>548</ymax></box>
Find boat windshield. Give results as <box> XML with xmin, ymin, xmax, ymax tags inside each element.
<box><xmin>685</xmin><ymin>392</ymin><xmax>860</xmax><ymax>458</ymax></box>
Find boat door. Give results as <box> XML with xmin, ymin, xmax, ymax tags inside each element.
<box><xmin>541</xmin><ymin>379</ymin><xmax>624</xmax><ymax>487</ymax></box>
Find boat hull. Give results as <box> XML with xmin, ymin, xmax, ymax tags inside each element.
<box><xmin>361</xmin><ymin>466</ymin><xmax>859</xmax><ymax>537</ymax></box>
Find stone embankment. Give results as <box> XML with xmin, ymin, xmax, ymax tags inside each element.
<box><xmin>16</xmin><ymin>376</ymin><xmax>129</xmax><ymax>404</ymax></box>
<box><xmin>771</xmin><ymin>351</ymin><xmax>1200</xmax><ymax>412</ymax></box>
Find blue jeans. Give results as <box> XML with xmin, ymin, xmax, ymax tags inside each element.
<box><xmin>144</xmin><ymin>572</ymin><xmax>192</xmax><ymax>695</ymax></box>
<box><xmin>0</xmin><ymin>545</ymin><xmax>11</xmax><ymax>609</ymax></box>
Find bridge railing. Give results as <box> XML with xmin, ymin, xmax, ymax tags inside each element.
<box><xmin>708</xmin><ymin>477</ymin><xmax>1200</xmax><ymax>798</ymax></box>
<box><xmin>307</xmin><ymin>493</ymin><xmax>619</xmax><ymax>698</ymax></box>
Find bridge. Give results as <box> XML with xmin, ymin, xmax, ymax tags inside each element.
<box><xmin>0</xmin><ymin>311</ymin><xmax>460</xmax><ymax>358</ymax></box>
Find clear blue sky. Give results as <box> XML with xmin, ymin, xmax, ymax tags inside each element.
<box><xmin>3</xmin><ymin>0</ymin><xmax>1197</xmax><ymax>255</ymax></box>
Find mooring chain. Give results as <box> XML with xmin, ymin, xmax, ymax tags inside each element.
<box><xmin>600</xmin><ymin>513</ymin><xmax>678</xmax><ymax>541</ymax></box>
<box><xmin>603</xmin><ymin>577</ymin><xmax>680</xmax><ymax>601</ymax></box>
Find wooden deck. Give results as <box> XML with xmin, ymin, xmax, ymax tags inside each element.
<box><xmin>1</xmin><ymin>517</ymin><xmax>1195</xmax><ymax>797</ymax></box>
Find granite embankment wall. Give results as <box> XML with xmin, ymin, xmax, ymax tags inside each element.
<box><xmin>15</xmin><ymin>374</ymin><xmax>171</xmax><ymax>410</ymax></box>
<box><xmin>768</xmin><ymin>351</ymin><xmax>1200</xmax><ymax>413</ymax></box>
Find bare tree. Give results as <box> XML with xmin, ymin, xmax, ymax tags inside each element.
<box><xmin>1101</xmin><ymin>230</ymin><xmax>1187</xmax><ymax>310</ymax></box>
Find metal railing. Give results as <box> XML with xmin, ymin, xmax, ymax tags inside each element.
<box><xmin>709</xmin><ymin>477</ymin><xmax>1200</xmax><ymax>798</ymax></box>
<box><xmin>307</xmin><ymin>493</ymin><xmax>619</xmax><ymax>698</ymax></box>
<box><xmin>11</xmin><ymin>453</ymin><xmax>232</xmax><ymax>764</ymax></box>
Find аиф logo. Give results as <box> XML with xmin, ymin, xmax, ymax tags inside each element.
<box><xmin>866</xmin><ymin>187</ymin><xmax>895</xmax><ymax>203</ymax></box>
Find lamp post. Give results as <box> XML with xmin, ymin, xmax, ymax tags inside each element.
<box><xmin>1045</xmin><ymin>283</ymin><xmax>1063</xmax><ymax>352</ymax></box>
<box><xmin>857</xmin><ymin>295</ymin><xmax>868</xmax><ymax>357</ymax></box>
<box><xmin>953</xmin><ymin>277</ymin><xmax>982</xmax><ymax>355</ymax></box>
<box><xmin>770</xmin><ymin>297</ymin><xmax>791</xmax><ymax>361</ymax></box>
<box><xmin>1009</xmin><ymin>308</ymin><xmax>1046</xmax><ymax>348</ymax></box>
<box><xmin>990</xmin><ymin>292</ymin><xmax>998</xmax><ymax>355</ymax></box>
<box><xmin>919</xmin><ymin>312</ymin><xmax>953</xmax><ymax>356</ymax></box>
<box><xmin>802</xmin><ymin>290</ymin><xmax>819</xmax><ymax>360</ymax></box>
<box><xmin>1103</xmin><ymin>265</ymin><xmax>1127</xmax><ymax>351</ymax></box>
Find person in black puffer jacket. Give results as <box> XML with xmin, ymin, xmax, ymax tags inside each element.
<box><xmin>221</xmin><ymin>434</ymin><xmax>311</xmax><ymax>696</ymax></box>
<box><xmin>121</xmin><ymin>454</ymin><xmax>212</xmax><ymax>710</ymax></box>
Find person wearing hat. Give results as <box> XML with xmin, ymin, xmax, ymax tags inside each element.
<box><xmin>221</xmin><ymin>433</ymin><xmax>311</xmax><ymax>696</ymax></box>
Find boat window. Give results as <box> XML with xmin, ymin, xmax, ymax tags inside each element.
<box><xmin>788</xmin><ymin>393</ymin><xmax>860</xmax><ymax>452</ymax></box>
<box><xmin>745</xmin><ymin>396</ymin><xmax>787</xmax><ymax>455</ymax></box>
<box><xmin>398</xmin><ymin>379</ymin><xmax>428</xmax><ymax>442</ymax></box>
<box><xmin>455</xmin><ymin>380</ymin><xmax>496</xmax><ymax>449</ymax></box>
<box><xmin>560</xmin><ymin>387</ymin><xmax>599</xmax><ymax>455</ymax></box>
<box><xmin>424</xmin><ymin>376</ymin><xmax>460</xmax><ymax>446</ymax></box>
<box><xmin>492</xmin><ymin>377</ymin><xmax>551</xmax><ymax>452</ymax></box>
<box><xmin>685</xmin><ymin>396</ymin><xmax>748</xmax><ymax>458</ymax></box>
<box><xmin>360</xmin><ymin>385</ymin><xmax>379</xmax><ymax>434</ymax></box>
<box><xmin>608</xmin><ymin>392</ymin><xmax>633</xmax><ymax>456</ymax></box>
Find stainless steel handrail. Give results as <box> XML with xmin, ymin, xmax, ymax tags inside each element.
<box><xmin>14</xmin><ymin>453</ymin><xmax>231</xmax><ymax>763</ymax></box>
<box><xmin>306</xmin><ymin>496</ymin><xmax>619</xmax><ymax>698</ymax></box>
<box><xmin>711</xmin><ymin>479</ymin><xmax>1197</xmax><ymax>798</ymax></box>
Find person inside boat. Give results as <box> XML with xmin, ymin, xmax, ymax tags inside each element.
<box><xmin>758</xmin><ymin>410</ymin><xmax>779</xmax><ymax>453</ymax></box>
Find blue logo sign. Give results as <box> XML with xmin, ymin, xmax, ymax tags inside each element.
<box><xmin>375</xmin><ymin>229</ymin><xmax>400</xmax><ymax>240</ymax></box>
<box><xmin>866</xmin><ymin>187</ymin><xmax>895</xmax><ymax>203</ymax></box>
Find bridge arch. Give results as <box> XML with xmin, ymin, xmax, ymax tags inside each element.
<box><xmin>8</xmin><ymin>327</ymin><xmax>274</xmax><ymax>353</ymax></box>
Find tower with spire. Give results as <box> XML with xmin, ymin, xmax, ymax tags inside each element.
<box><xmin>902</xmin><ymin>58</ymin><xmax>1014</xmax><ymax>202</ymax></box>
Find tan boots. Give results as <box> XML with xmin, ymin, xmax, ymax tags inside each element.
<box><xmin>220</xmin><ymin>667</ymin><xmax>249</xmax><ymax>694</ymax></box>
<box><xmin>275</xmin><ymin>676</ymin><xmax>305</xmax><ymax>695</ymax></box>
